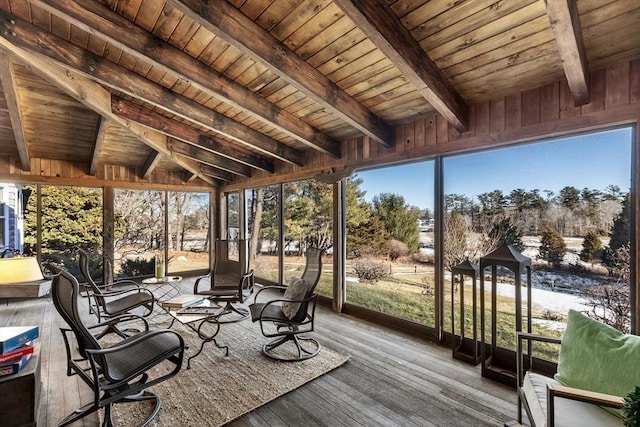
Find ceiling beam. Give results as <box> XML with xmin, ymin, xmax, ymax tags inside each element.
<box><xmin>141</xmin><ymin>151</ymin><xmax>162</xmax><ymax>180</ymax></box>
<box><xmin>166</xmin><ymin>0</ymin><xmax>394</xmax><ymax>148</ymax></box>
<box><xmin>196</xmin><ymin>163</ymin><xmax>236</xmax><ymax>182</ymax></box>
<box><xmin>168</xmin><ymin>139</ymin><xmax>246</xmax><ymax>180</ymax></box>
<box><xmin>89</xmin><ymin>116</ymin><xmax>109</xmax><ymax>176</ymax></box>
<box><xmin>0</xmin><ymin>53</ymin><xmax>29</xmax><ymax>171</ymax></box>
<box><xmin>30</xmin><ymin>0</ymin><xmax>341</xmax><ymax>159</ymax></box>
<box><xmin>0</xmin><ymin>10</ymin><xmax>303</xmax><ymax>166</ymax></box>
<box><xmin>0</xmin><ymin>34</ymin><xmax>217</xmax><ymax>186</ymax></box>
<box><xmin>334</xmin><ymin>0</ymin><xmax>469</xmax><ymax>132</ymax></box>
<box><xmin>545</xmin><ymin>0</ymin><xmax>590</xmax><ymax>106</ymax></box>
<box><xmin>111</xmin><ymin>96</ymin><xmax>274</xmax><ymax>173</ymax></box>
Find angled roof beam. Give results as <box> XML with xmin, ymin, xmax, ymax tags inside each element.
<box><xmin>334</xmin><ymin>0</ymin><xmax>468</xmax><ymax>132</ymax></box>
<box><xmin>89</xmin><ymin>116</ymin><xmax>109</xmax><ymax>176</ymax></box>
<box><xmin>168</xmin><ymin>139</ymin><xmax>247</xmax><ymax>179</ymax></box>
<box><xmin>0</xmin><ymin>53</ymin><xmax>30</xmax><ymax>171</ymax></box>
<box><xmin>30</xmin><ymin>0</ymin><xmax>341</xmax><ymax>158</ymax></box>
<box><xmin>0</xmin><ymin>10</ymin><xmax>303</xmax><ymax>166</ymax></box>
<box><xmin>141</xmin><ymin>151</ymin><xmax>162</xmax><ymax>180</ymax></box>
<box><xmin>111</xmin><ymin>96</ymin><xmax>274</xmax><ymax>173</ymax></box>
<box><xmin>167</xmin><ymin>0</ymin><xmax>394</xmax><ymax>148</ymax></box>
<box><xmin>545</xmin><ymin>0</ymin><xmax>590</xmax><ymax>106</ymax></box>
<box><xmin>0</xmin><ymin>35</ymin><xmax>217</xmax><ymax>186</ymax></box>
<box><xmin>196</xmin><ymin>163</ymin><xmax>236</xmax><ymax>182</ymax></box>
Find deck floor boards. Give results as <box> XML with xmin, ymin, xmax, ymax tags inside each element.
<box><xmin>0</xmin><ymin>277</ymin><xmax>518</xmax><ymax>426</ymax></box>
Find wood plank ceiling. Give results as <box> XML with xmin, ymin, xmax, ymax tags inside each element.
<box><xmin>0</xmin><ymin>0</ymin><xmax>638</xmax><ymax>186</ymax></box>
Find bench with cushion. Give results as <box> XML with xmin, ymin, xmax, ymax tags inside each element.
<box><xmin>516</xmin><ymin>309</ymin><xmax>638</xmax><ymax>427</ymax></box>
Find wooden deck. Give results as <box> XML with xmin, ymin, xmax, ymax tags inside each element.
<box><xmin>0</xmin><ymin>277</ymin><xmax>517</xmax><ymax>426</ymax></box>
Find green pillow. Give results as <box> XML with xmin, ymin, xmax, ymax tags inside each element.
<box><xmin>555</xmin><ymin>309</ymin><xmax>640</xmax><ymax>400</ymax></box>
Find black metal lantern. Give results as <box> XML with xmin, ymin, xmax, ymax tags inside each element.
<box><xmin>451</xmin><ymin>258</ymin><xmax>480</xmax><ymax>365</ymax></box>
<box><xmin>479</xmin><ymin>244</ymin><xmax>531</xmax><ymax>386</ymax></box>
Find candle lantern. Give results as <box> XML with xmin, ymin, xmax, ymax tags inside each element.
<box><xmin>479</xmin><ymin>244</ymin><xmax>531</xmax><ymax>386</ymax></box>
<box><xmin>451</xmin><ymin>258</ymin><xmax>480</xmax><ymax>365</ymax></box>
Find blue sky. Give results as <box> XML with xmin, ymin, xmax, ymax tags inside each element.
<box><xmin>355</xmin><ymin>127</ymin><xmax>633</xmax><ymax>209</ymax></box>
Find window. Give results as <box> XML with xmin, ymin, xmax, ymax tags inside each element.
<box><xmin>283</xmin><ymin>179</ymin><xmax>333</xmax><ymax>297</ymax></box>
<box><xmin>246</xmin><ymin>185</ymin><xmax>280</xmax><ymax>283</ymax></box>
<box><xmin>346</xmin><ymin>161</ymin><xmax>436</xmax><ymax>326</ymax></box>
<box><xmin>443</xmin><ymin>127</ymin><xmax>633</xmax><ymax>360</ymax></box>
<box><xmin>113</xmin><ymin>189</ymin><xmax>164</xmax><ymax>279</ymax></box>
<box><xmin>167</xmin><ymin>191</ymin><xmax>210</xmax><ymax>273</ymax></box>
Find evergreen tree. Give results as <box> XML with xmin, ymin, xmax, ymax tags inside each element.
<box><xmin>371</xmin><ymin>192</ymin><xmax>420</xmax><ymax>252</ymax></box>
<box><xmin>579</xmin><ymin>231</ymin><xmax>603</xmax><ymax>263</ymax></box>
<box><xmin>539</xmin><ymin>226</ymin><xmax>567</xmax><ymax>268</ymax></box>
<box><xmin>608</xmin><ymin>192</ymin><xmax>631</xmax><ymax>251</ymax></box>
<box><xmin>489</xmin><ymin>217</ymin><xmax>525</xmax><ymax>252</ymax></box>
<box><xmin>23</xmin><ymin>185</ymin><xmax>103</xmax><ymax>252</ymax></box>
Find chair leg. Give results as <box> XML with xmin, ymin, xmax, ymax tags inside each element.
<box><xmin>215</xmin><ymin>301</ymin><xmax>250</xmax><ymax>323</ymax></box>
<box><xmin>263</xmin><ymin>334</ymin><xmax>320</xmax><ymax>362</ymax></box>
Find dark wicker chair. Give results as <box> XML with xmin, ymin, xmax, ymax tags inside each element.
<box><xmin>249</xmin><ymin>247</ymin><xmax>324</xmax><ymax>361</ymax></box>
<box><xmin>77</xmin><ymin>248</ymin><xmax>154</xmax><ymax>336</ymax></box>
<box><xmin>47</xmin><ymin>263</ymin><xmax>185</xmax><ymax>427</ymax></box>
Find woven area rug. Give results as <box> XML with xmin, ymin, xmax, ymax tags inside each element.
<box><xmin>100</xmin><ymin>315</ymin><xmax>349</xmax><ymax>426</ymax></box>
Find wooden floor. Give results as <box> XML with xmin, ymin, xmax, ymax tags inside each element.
<box><xmin>1</xmin><ymin>277</ymin><xmax>518</xmax><ymax>427</ymax></box>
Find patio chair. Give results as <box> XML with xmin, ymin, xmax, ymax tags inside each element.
<box><xmin>194</xmin><ymin>269</ymin><xmax>255</xmax><ymax>323</ymax></box>
<box><xmin>249</xmin><ymin>247</ymin><xmax>324</xmax><ymax>361</ymax></box>
<box><xmin>77</xmin><ymin>248</ymin><xmax>154</xmax><ymax>337</ymax></box>
<box><xmin>47</xmin><ymin>263</ymin><xmax>185</xmax><ymax>427</ymax></box>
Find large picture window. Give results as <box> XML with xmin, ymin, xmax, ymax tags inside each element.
<box><xmin>443</xmin><ymin>127</ymin><xmax>633</xmax><ymax>360</ymax></box>
<box><xmin>246</xmin><ymin>185</ymin><xmax>280</xmax><ymax>282</ymax></box>
<box><xmin>346</xmin><ymin>161</ymin><xmax>436</xmax><ymax>327</ymax></box>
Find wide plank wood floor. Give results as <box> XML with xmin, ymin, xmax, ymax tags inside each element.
<box><xmin>1</xmin><ymin>277</ymin><xmax>518</xmax><ymax>426</ymax></box>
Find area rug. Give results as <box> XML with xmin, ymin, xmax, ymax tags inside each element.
<box><xmin>100</xmin><ymin>316</ymin><xmax>349</xmax><ymax>426</ymax></box>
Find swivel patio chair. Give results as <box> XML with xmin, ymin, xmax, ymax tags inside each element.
<box><xmin>249</xmin><ymin>247</ymin><xmax>324</xmax><ymax>361</ymax></box>
<box><xmin>194</xmin><ymin>269</ymin><xmax>255</xmax><ymax>323</ymax></box>
<box><xmin>47</xmin><ymin>263</ymin><xmax>185</xmax><ymax>427</ymax></box>
<box><xmin>78</xmin><ymin>248</ymin><xmax>154</xmax><ymax>337</ymax></box>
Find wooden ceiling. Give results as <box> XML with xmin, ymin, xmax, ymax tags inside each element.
<box><xmin>0</xmin><ymin>0</ymin><xmax>638</xmax><ymax>187</ymax></box>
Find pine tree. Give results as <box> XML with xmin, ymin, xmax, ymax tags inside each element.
<box><xmin>539</xmin><ymin>226</ymin><xmax>566</xmax><ymax>268</ymax></box>
<box><xmin>489</xmin><ymin>217</ymin><xmax>525</xmax><ymax>252</ymax></box>
<box><xmin>579</xmin><ymin>231</ymin><xmax>603</xmax><ymax>263</ymax></box>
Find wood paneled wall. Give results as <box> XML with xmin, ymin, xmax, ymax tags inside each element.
<box><xmin>228</xmin><ymin>59</ymin><xmax>639</xmax><ymax>190</ymax></box>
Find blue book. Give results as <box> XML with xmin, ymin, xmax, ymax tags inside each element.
<box><xmin>0</xmin><ymin>326</ymin><xmax>39</xmax><ymax>355</ymax></box>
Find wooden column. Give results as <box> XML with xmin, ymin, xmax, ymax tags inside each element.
<box><xmin>332</xmin><ymin>179</ymin><xmax>346</xmax><ymax>312</ymax></box>
<box><xmin>103</xmin><ymin>186</ymin><xmax>115</xmax><ymax>285</ymax></box>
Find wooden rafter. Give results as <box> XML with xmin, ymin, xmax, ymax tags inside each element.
<box><xmin>334</xmin><ymin>0</ymin><xmax>469</xmax><ymax>132</ymax></box>
<box><xmin>30</xmin><ymin>0</ymin><xmax>341</xmax><ymax>159</ymax></box>
<box><xmin>168</xmin><ymin>139</ymin><xmax>249</xmax><ymax>179</ymax></box>
<box><xmin>141</xmin><ymin>151</ymin><xmax>162</xmax><ymax>180</ymax></box>
<box><xmin>0</xmin><ymin>35</ymin><xmax>217</xmax><ymax>186</ymax></box>
<box><xmin>0</xmin><ymin>10</ymin><xmax>303</xmax><ymax>166</ymax></box>
<box><xmin>0</xmin><ymin>53</ymin><xmax>29</xmax><ymax>171</ymax></box>
<box><xmin>111</xmin><ymin>97</ymin><xmax>274</xmax><ymax>174</ymax></box>
<box><xmin>89</xmin><ymin>116</ymin><xmax>109</xmax><ymax>176</ymax></box>
<box><xmin>166</xmin><ymin>0</ymin><xmax>395</xmax><ymax>148</ymax></box>
<box><xmin>545</xmin><ymin>0</ymin><xmax>590</xmax><ymax>106</ymax></box>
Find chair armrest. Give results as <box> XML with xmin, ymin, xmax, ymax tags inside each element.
<box><xmin>100</xmin><ymin>287</ymin><xmax>154</xmax><ymax>299</ymax></box>
<box><xmin>547</xmin><ymin>383</ymin><xmax>624</xmax><ymax>427</ymax></box>
<box><xmin>87</xmin><ymin>313</ymin><xmax>150</xmax><ymax>332</ymax></box>
<box><xmin>253</xmin><ymin>285</ymin><xmax>287</xmax><ymax>303</ymax></box>
<box><xmin>111</xmin><ymin>279</ymin><xmax>144</xmax><ymax>290</ymax></box>
<box><xmin>517</xmin><ymin>332</ymin><xmax>562</xmax><ymax>386</ymax></box>
<box><xmin>548</xmin><ymin>384</ymin><xmax>624</xmax><ymax>408</ymax></box>
<box><xmin>193</xmin><ymin>270</ymin><xmax>214</xmax><ymax>294</ymax></box>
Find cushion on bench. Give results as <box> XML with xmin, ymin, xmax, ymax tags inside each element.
<box><xmin>523</xmin><ymin>372</ymin><xmax>621</xmax><ymax>427</ymax></box>
<box><xmin>555</xmin><ymin>310</ymin><xmax>640</xmax><ymax>400</ymax></box>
